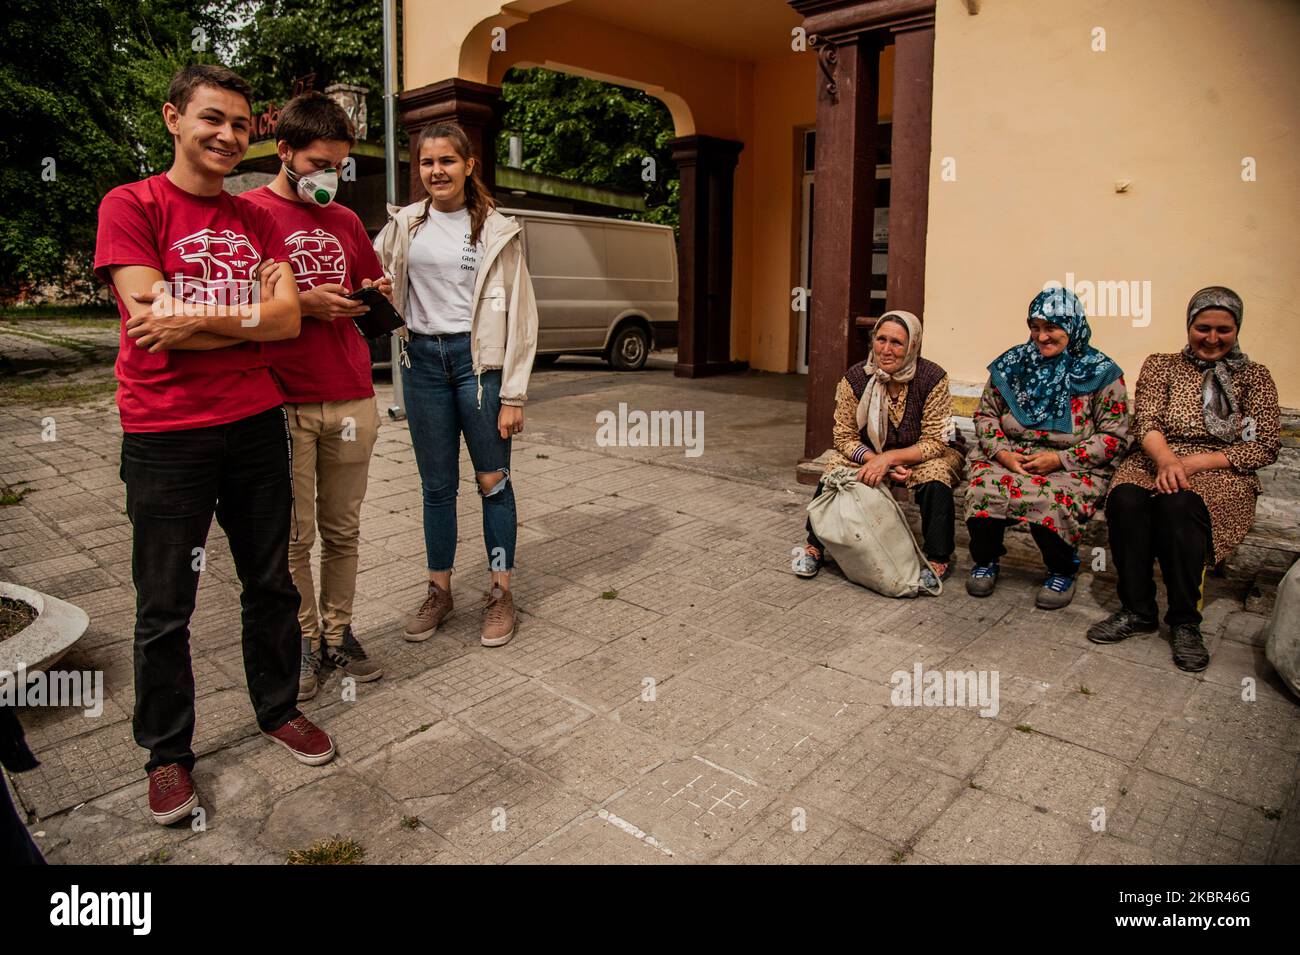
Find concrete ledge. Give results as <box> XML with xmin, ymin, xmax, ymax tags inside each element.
<box><xmin>0</xmin><ymin>582</ymin><xmax>90</xmax><ymax>677</ymax></box>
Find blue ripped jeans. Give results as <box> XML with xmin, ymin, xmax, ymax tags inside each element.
<box><xmin>403</xmin><ymin>332</ymin><xmax>516</xmax><ymax>573</ymax></box>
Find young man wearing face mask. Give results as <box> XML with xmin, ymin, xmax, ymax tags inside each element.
<box><xmin>242</xmin><ymin>92</ymin><xmax>392</xmax><ymax>700</ymax></box>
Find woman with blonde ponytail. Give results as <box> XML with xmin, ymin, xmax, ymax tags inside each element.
<box><xmin>374</xmin><ymin>123</ymin><xmax>539</xmax><ymax>649</ymax></box>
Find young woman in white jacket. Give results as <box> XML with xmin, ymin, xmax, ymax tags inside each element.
<box><xmin>374</xmin><ymin>122</ymin><xmax>539</xmax><ymax>648</ymax></box>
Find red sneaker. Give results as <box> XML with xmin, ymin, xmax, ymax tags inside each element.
<box><xmin>147</xmin><ymin>763</ymin><xmax>198</xmax><ymax>826</ymax></box>
<box><xmin>263</xmin><ymin>715</ymin><xmax>336</xmax><ymax>766</ymax></box>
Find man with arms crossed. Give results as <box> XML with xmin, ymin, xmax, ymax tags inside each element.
<box><xmin>242</xmin><ymin>91</ymin><xmax>390</xmax><ymax>700</ymax></box>
<box><xmin>94</xmin><ymin>64</ymin><xmax>336</xmax><ymax>827</ymax></box>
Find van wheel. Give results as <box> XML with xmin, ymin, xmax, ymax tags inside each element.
<box><xmin>533</xmin><ymin>353</ymin><xmax>559</xmax><ymax>367</ymax></box>
<box><xmin>608</xmin><ymin>325</ymin><xmax>649</xmax><ymax>371</ymax></box>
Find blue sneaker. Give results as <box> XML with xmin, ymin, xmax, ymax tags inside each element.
<box><xmin>1036</xmin><ymin>572</ymin><xmax>1076</xmax><ymax>610</ymax></box>
<box><xmin>966</xmin><ymin>562</ymin><xmax>999</xmax><ymax>597</ymax></box>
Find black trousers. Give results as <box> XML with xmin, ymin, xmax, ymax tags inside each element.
<box><xmin>967</xmin><ymin>516</ymin><xmax>1079</xmax><ymax>575</ymax></box>
<box><xmin>121</xmin><ymin>406</ymin><xmax>302</xmax><ymax>773</ymax></box>
<box><xmin>807</xmin><ymin>479</ymin><xmax>956</xmax><ymax>561</ymax></box>
<box><xmin>1105</xmin><ymin>484</ymin><xmax>1212</xmax><ymax>626</ymax></box>
<box><xmin>1</xmin><ymin>772</ymin><xmax>43</xmax><ymax>865</ymax></box>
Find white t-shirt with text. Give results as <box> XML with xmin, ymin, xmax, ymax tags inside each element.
<box><xmin>406</xmin><ymin>206</ymin><xmax>483</xmax><ymax>335</ymax></box>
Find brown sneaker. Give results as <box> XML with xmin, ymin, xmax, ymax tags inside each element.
<box><xmin>481</xmin><ymin>585</ymin><xmax>516</xmax><ymax>647</ymax></box>
<box><xmin>403</xmin><ymin>581</ymin><xmax>453</xmax><ymax>642</ymax></box>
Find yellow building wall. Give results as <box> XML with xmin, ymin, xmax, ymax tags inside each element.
<box><xmin>401</xmin><ymin>0</ymin><xmax>897</xmax><ymax>374</ymax></box>
<box><xmin>924</xmin><ymin>0</ymin><xmax>1300</xmax><ymax>405</ymax></box>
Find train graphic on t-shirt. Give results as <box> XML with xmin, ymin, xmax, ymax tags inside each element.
<box><xmin>284</xmin><ymin>229</ymin><xmax>347</xmax><ymax>291</ymax></box>
<box><xmin>168</xmin><ymin>228</ymin><xmax>260</xmax><ymax>306</ymax></box>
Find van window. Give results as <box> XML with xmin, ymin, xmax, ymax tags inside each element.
<box><xmin>605</xmin><ymin>226</ymin><xmax>672</xmax><ymax>282</ymax></box>
<box><xmin>525</xmin><ymin>221</ymin><xmax>603</xmax><ymax>279</ymax></box>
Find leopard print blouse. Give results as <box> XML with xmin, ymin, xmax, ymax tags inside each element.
<box><xmin>1110</xmin><ymin>351</ymin><xmax>1280</xmax><ymax>563</ymax></box>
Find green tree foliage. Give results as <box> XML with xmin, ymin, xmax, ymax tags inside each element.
<box><xmin>0</xmin><ymin>0</ymin><xmax>232</xmax><ymax>293</ymax></box>
<box><xmin>232</xmin><ymin>0</ymin><xmax>390</xmax><ymax>143</ymax></box>
<box><xmin>497</xmin><ymin>67</ymin><xmax>679</xmax><ymax>231</ymax></box>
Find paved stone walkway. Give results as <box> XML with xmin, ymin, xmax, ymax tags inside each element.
<box><xmin>1</xmin><ymin>351</ymin><xmax>1297</xmax><ymax>864</ymax></box>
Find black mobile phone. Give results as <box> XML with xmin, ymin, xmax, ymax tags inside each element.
<box><xmin>345</xmin><ymin>286</ymin><xmax>404</xmax><ymax>338</ymax></box>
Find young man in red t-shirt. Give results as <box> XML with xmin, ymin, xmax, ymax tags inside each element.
<box><xmin>242</xmin><ymin>92</ymin><xmax>390</xmax><ymax>700</ymax></box>
<box><xmin>94</xmin><ymin>64</ymin><xmax>336</xmax><ymax>827</ymax></box>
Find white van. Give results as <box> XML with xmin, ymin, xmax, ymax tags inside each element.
<box><xmin>500</xmin><ymin>208</ymin><xmax>678</xmax><ymax>371</ymax></box>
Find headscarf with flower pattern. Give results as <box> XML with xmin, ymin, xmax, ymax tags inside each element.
<box><xmin>1182</xmin><ymin>285</ymin><xmax>1249</xmax><ymax>444</ymax></box>
<box><xmin>987</xmin><ymin>287</ymin><xmax>1123</xmax><ymax>433</ymax></box>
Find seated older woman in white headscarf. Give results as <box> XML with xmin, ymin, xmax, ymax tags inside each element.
<box><xmin>792</xmin><ymin>311</ymin><xmax>966</xmax><ymax>584</ymax></box>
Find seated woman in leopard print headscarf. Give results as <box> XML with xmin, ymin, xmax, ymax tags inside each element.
<box><xmin>1087</xmin><ymin>286</ymin><xmax>1281</xmax><ymax>672</ymax></box>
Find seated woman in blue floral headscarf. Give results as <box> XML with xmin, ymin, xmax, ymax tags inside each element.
<box><xmin>964</xmin><ymin>288</ymin><xmax>1130</xmax><ymax>609</ymax></box>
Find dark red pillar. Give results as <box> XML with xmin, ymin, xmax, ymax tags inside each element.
<box><xmin>397</xmin><ymin>78</ymin><xmax>504</xmax><ymax>203</ymax></box>
<box><xmin>669</xmin><ymin>135</ymin><xmax>748</xmax><ymax>378</ymax></box>
<box><xmin>790</xmin><ymin>0</ymin><xmax>937</xmax><ymax>480</ymax></box>
<box><xmin>885</xmin><ymin>22</ymin><xmax>935</xmax><ymax>316</ymax></box>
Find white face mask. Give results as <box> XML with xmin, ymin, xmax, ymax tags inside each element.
<box><xmin>285</xmin><ymin>163</ymin><xmax>339</xmax><ymax>206</ymax></box>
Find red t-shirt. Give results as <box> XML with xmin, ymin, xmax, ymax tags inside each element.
<box><xmin>94</xmin><ymin>173</ymin><xmax>289</xmax><ymax>432</ymax></box>
<box><xmin>241</xmin><ymin>185</ymin><xmax>384</xmax><ymax>403</ymax></box>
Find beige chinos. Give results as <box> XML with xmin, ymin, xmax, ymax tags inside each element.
<box><xmin>287</xmin><ymin>397</ymin><xmax>381</xmax><ymax>650</ymax></box>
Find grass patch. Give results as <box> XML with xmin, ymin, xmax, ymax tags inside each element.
<box><xmin>286</xmin><ymin>835</ymin><xmax>365</xmax><ymax>865</ymax></box>
<box><xmin>1014</xmin><ymin>723</ymin><xmax>1034</xmax><ymax>733</ymax></box>
<box><xmin>0</xmin><ymin>596</ymin><xmax>37</xmax><ymax>640</ymax></box>
<box><xmin>0</xmin><ymin>304</ymin><xmax>116</xmax><ymax>323</ymax></box>
<box><xmin>0</xmin><ymin>374</ymin><xmax>117</xmax><ymax>407</ymax></box>
<box><xmin>400</xmin><ymin>815</ymin><xmax>421</xmax><ymax>830</ymax></box>
<box><xmin>600</xmin><ymin>589</ymin><xmax>618</xmax><ymax>600</ymax></box>
<box><xmin>0</xmin><ymin>482</ymin><xmax>28</xmax><ymax>506</ymax></box>
<box><xmin>1261</xmin><ymin>805</ymin><xmax>1282</xmax><ymax>821</ymax></box>
<box><xmin>1077</xmin><ymin>685</ymin><xmax>1092</xmax><ymax>695</ymax></box>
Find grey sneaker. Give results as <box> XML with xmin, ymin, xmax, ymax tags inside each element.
<box><xmin>481</xmin><ymin>585</ymin><xmax>516</xmax><ymax>647</ymax></box>
<box><xmin>297</xmin><ymin>636</ymin><xmax>321</xmax><ymax>702</ymax></box>
<box><xmin>1036</xmin><ymin>572</ymin><xmax>1076</xmax><ymax>610</ymax></box>
<box><xmin>792</xmin><ymin>545</ymin><xmax>822</xmax><ymax>579</ymax></box>
<box><xmin>324</xmin><ymin>626</ymin><xmax>382</xmax><ymax>682</ymax></box>
<box><xmin>966</xmin><ymin>562</ymin><xmax>1000</xmax><ymax>597</ymax></box>
<box><xmin>404</xmin><ymin>581</ymin><xmax>453</xmax><ymax>642</ymax></box>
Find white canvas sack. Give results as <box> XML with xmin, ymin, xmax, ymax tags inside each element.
<box><xmin>806</xmin><ymin>466</ymin><xmax>941</xmax><ymax>598</ymax></box>
<box><xmin>1264</xmin><ymin>559</ymin><xmax>1300</xmax><ymax>699</ymax></box>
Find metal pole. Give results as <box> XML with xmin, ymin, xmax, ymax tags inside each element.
<box><xmin>382</xmin><ymin>0</ymin><xmax>406</xmax><ymax>419</ymax></box>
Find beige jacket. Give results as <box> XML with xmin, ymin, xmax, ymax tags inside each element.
<box><xmin>373</xmin><ymin>202</ymin><xmax>538</xmax><ymax>407</ymax></box>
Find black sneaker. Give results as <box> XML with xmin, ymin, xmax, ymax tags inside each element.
<box><xmin>1086</xmin><ymin>609</ymin><xmax>1158</xmax><ymax>645</ymax></box>
<box><xmin>324</xmin><ymin>627</ymin><xmax>383</xmax><ymax>682</ymax></box>
<box><xmin>1171</xmin><ymin>623</ymin><xmax>1210</xmax><ymax>672</ymax></box>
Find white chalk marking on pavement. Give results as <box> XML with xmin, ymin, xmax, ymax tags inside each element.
<box><xmin>597</xmin><ymin>808</ymin><xmax>674</xmax><ymax>856</ymax></box>
<box><xmin>693</xmin><ymin>754</ymin><xmax>757</xmax><ymax>787</ymax></box>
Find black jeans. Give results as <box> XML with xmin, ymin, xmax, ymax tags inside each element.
<box><xmin>967</xmin><ymin>516</ymin><xmax>1079</xmax><ymax>575</ymax></box>
<box><xmin>121</xmin><ymin>406</ymin><xmax>302</xmax><ymax>773</ymax></box>
<box><xmin>1106</xmin><ymin>484</ymin><xmax>1212</xmax><ymax>626</ymax></box>
<box><xmin>807</xmin><ymin>479</ymin><xmax>956</xmax><ymax>561</ymax></box>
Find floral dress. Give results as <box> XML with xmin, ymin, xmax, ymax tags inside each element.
<box><xmin>1109</xmin><ymin>352</ymin><xmax>1279</xmax><ymax>564</ymax></box>
<box><xmin>964</xmin><ymin>376</ymin><xmax>1130</xmax><ymax>546</ymax></box>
